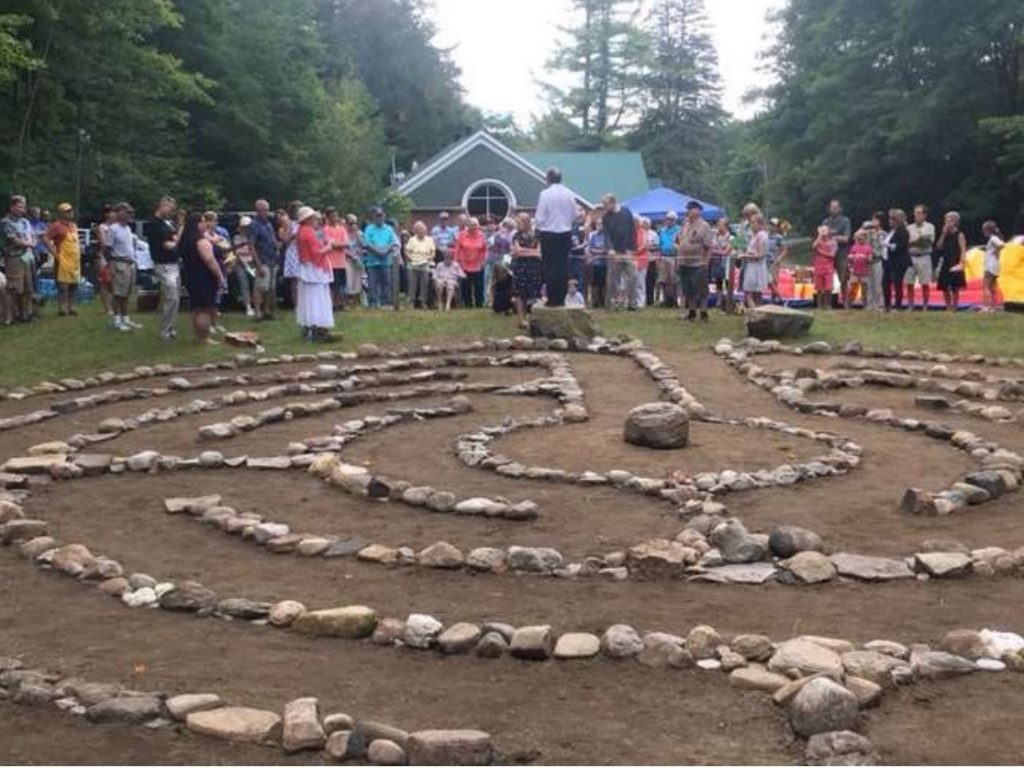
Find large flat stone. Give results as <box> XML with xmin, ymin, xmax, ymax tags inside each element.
<box><xmin>746</xmin><ymin>305</ymin><xmax>814</xmax><ymax>340</ymax></box>
<box><xmin>830</xmin><ymin>553</ymin><xmax>914</xmax><ymax>582</ymax></box>
<box><xmin>186</xmin><ymin>706</ymin><xmax>281</xmax><ymax>743</ymax></box>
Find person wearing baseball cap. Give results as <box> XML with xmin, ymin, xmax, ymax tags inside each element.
<box><xmin>42</xmin><ymin>203</ymin><xmax>82</xmax><ymax>316</ymax></box>
<box><xmin>362</xmin><ymin>206</ymin><xmax>399</xmax><ymax>308</ymax></box>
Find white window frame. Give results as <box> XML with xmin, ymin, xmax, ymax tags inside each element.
<box><xmin>461</xmin><ymin>178</ymin><xmax>517</xmax><ymax>219</ymax></box>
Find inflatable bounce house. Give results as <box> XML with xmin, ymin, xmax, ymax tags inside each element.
<box><xmin>761</xmin><ymin>240</ymin><xmax>1024</xmax><ymax>310</ymax></box>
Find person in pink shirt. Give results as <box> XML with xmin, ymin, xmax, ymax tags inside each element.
<box><xmin>321</xmin><ymin>207</ymin><xmax>348</xmax><ymax>310</ymax></box>
<box><xmin>847</xmin><ymin>229</ymin><xmax>873</xmax><ymax>307</ymax></box>
<box><xmin>454</xmin><ymin>216</ymin><xmax>487</xmax><ymax>308</ymax></box>
<box><xmin>812</xmin><ymin>225</ymin><xmax>837</xmax><ymax>310</ymax></box>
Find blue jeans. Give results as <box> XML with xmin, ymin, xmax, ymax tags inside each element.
<box><xmin>366</xmin><ymin>265</ymin><xmax>391</xmax><ymax>308</ymax></box>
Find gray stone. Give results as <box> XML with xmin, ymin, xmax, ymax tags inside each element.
<box><xmin>403</xmin><ymin>614</ymin><xmax>443</xmax><ymax>649</ymax></box>
<box><xmin>506</xmin><ymin>546</ymin><xmax>563</xmax><ymax>573</ymax></box>
<box><xmin>806</xmin><ymin>731</ymin><xmax>880</xmax><ymax>766</ymax></box>
<box><xmin>355</xmin><ymin>722</ymin><xmax>409</xmax><ymax>750</ymax></box>
<box><xmin>510</xmin><ymin>625</ymin><xmax>553</xmax><ymax>660</ymax></box>
<box><xmin>623</xmin><ymin>402</ymin><xmax>690</xmax><ymax>449</ymax></box>
<box><xmin>283</xmin><ymin>696</ymin><xmax>325</xmax><ymax>752</ymax></box>
<box><xmin>216</xmin><ymin>598</ymin><xmax>270</xmax><ymax>620</ymax></box>
<box><xmin>407</xmin><ymin>730</ymin><xmax>493</xmax><ymax>766</ymax></box>
<box><xmin>437</xmin><ymin>623</ymin><xmax>482</xmax><ymax>654</ymax></box>
<box><xmin>781</xmin><ymin>551</ymin><xmax>837</xmax><ymax>584</ymax></box>
<box><xmin>268</xmin><ymin>600</ymin><xmax>306</xmax><ymax>627</ymax></box>
<box><xmin>325</xmin><ymin>730</ymin><xmax>365</xmax><ymax>760</ymax></box>
<box><xmin>691</xmin><ymin>562</ymin><xmax>777</xmax><ymax>584</ymax></box>
<box><xmin>769</xmin><ymin>525</ymin><xmax>824</xmax><ymax>558</ymax></box>
<box><xmin>729</xmin><ymin>666</ymin><xmax>791</xmax><ymax>693</ymax></box>
<box><xmin>911</xmin><ymin>650</ymin><xmax>976</xmax><ymax>680</ymax></box>
<box><xmin>292</xmin><ymin>606</ymin><xmax>377</xmax><ymax>638</ymax></box>
<box><xmin>418</xmin><ymin>541</ymin><xmax>464</xmax><ymax>569</ymax></box>
<box><xmin>371</xmin><ymin>618</ymin><xmax>406</xmax><ymax>646</ymax></box>
<box><xmin>159</xmin><ymin>582</ymin><xmax>217</xmax><ymax>612</ymax></box>
<box><xmin>466</xmin><ymin>547</ymin><xmax>506</xmax><ymax>571</ymax></box>
<box><xmin>323</xmin><ymin>713</ymin><xmax>355</xmax><ymax>734</ymax></box>
<box><xmin>746</xmin><ymin>305</ymin><xmax>814</xmax><ymax>339</ymax></box>
<box><xmin>964</xmin><ymin>470</ymin><xmax>1008</xmax><ymax>499</ymax></box>
<box><xmin>914</xmin><ymin>551</ymin><xmax>972</xmax><ymax>577</ymax></box>
<box><xmin>686</xmin><ymin>625</ymin><xmax>724</xmax><ymax>660</ymax></box>
<box><xmin>841</xmin><ymin>651</ymin><xmax>907</xmax><ymax>687</ymax></box>
<box><xmin>789</xmin><ymin>678</ymin><xmax>860</xmax><ymax>738</ymax></box>
<box><xmin>554</xmin><ymin>632</ymin><xmax>601</xmax><ymax>659</ymax></box>
<box><xmin>165</xmin><ymin>693</ymin><xmax>222</xmax><ymax>721</ymax></box>
<box><xmin>830</xmin><ymin>553</ymin><xmax>914</xmax><ymax>582</ymax></box>
<box><xmin>474</xmin><ymin>632</ymin><xmax>508</xmax><ymax>659</ymax></box>
<box><xmin>164</xmin><ymin>494</ymin><xmax>222</xmax><ymax>514</ymax></box>
<box><xmin>731</xmin><ymin>634</ymin><xmax>775</xmax><ymax>662</ymax></box>
<box><xmin>368</xmin><ymin>738</ymin><xmax>407</xmax><ymax>765</ymax></box>
<box><xmin>86</xmin><ymin>695</ymin><xmax>164</xmax><ymax>724</ymax></box>
<box><xmin>528</xmin><ymin>306</ymin><xmax>599</xmax><ymax>340</ymax></box>
<box><xmin>13</xmin><ymin>680</ymin><xmax>57</xmax><ymax>706</ymax></box>
<box><xmin>712</xmin><ymin>519</ymin><xmax>767</xmax><ymax>564</ymax></box>
<box><xmin>769</xmin><ymin>639</ymin><xmax>843</xmax><ymax>679</ymax></box>
<box><xmin>600</xmin><ymin>625</ymin><xmax>643</xmax><ymax>659</ymax></box>
<box><xmin>638</xmin><ymin>633</ymin><xmax>693</xmax><ymax>669</ymax></box>
<box><xmin>186</xmin><ymin>706</ymin><xmax>281</xmax><ymax>743</ymax></box>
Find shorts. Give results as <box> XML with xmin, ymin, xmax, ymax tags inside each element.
<box><xmin>905</xmin><ymin>254</ymin><xmax>933</xmax><ymax>285</ymax></box>
<box><xmin>813</xmin><ymin>265</ymin><xmax>834</xmax><ymax>293</ymax></box>
<box><xmin>4</xmin><ymin>258</ymin><xmax>31</xmax><ymax>295</ymax></box>
<box><xmin>984</xmin><ymin>255</ymin><xmax>1000</xmax><ymax>278</ymax></box>
<box><xmin>254</xmin><ymin>264</ymin><xmax>277</xmax><ymax>292</ymax></box>
<box><xmin>110</xmin><ymin>259</ymin><xmax>136</xmax><ymax>299</ymax></box>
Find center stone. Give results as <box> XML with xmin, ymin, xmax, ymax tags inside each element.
<box><xmin>623</xmin><ymin>402</ymin><xmax>690</xmax><ymax>450</ymax></box>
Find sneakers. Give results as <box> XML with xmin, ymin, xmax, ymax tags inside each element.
<box><xmin>245</xmin><ymin>306</ymin><xmax>256</xmax><ymax>318</ymax></box>
<box><xmin>114</xmin><ymin>318</ymin><xmax>131</xmax><ymax>332</ymax></box>
<box><xmin>122</xmin><ymin>317</ymin><xmax>144</xmax><ymax>330</ymax></box>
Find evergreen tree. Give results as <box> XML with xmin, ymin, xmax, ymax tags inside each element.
<box><xmin>630</xmin><ymin>0</ymin><xmax>725</xmax><ymax>196</ymax></box>
<box><xmin>541</xmin><ymin>0</ymin><xmax>645</xmax><ymax>149</ymax></box>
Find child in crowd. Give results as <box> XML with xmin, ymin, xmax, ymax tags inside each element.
<box><xmin>812</xmin><ymin>225</ymin><xmax>837</xmax><ymax>309</ymax></box>
<box><xmin>710</xmin><ymin>218</ymin><xmax>734</xmax><ymax>313</ymax></box>
<box><xmin>847</xmin><ymin>229</ymin><xmax>873</xmax><ymax>306</ymax></box>
<box><xmin>490</xmin><ymin>254</ymin><xmax>513</xmax><ymax>315</ymax></box>
<box><xmin>565</xmin><ymin>278</ymin><xmax>585</xmax><ymax>308</ymax></box>
<box><xmin>433</xmin><ymin>250</ymin><xmax>465</xmax><ymax>311</ymax></box>
<box><xmin>981</xmin><ymin>220</ymin><xmax>1005</xmax><ymax>312</ymax></box>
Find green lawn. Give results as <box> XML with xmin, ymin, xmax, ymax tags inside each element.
<box><xmin>0</xmin><ymin>301</ymin><xmax>1021</xmax><ymax>390</ymax></box>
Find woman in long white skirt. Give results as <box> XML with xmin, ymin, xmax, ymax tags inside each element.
<box><xmin>294</xmin><ymin>206</ymin><xmax>336</xmax><ymax>342</ymax></box>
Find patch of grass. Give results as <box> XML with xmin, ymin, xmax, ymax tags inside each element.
<box><xmin>0</xmin><ymin>301</ymin><xmax>1020</xmax><ymax>389</ymax></box>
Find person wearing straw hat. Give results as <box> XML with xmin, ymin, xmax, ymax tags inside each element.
<box><xmin>43</xmin><ymin>202</ymin><xmax>81</xmax><ymax>316</ymax></box>
<box><xmin>294</xmin><ymin>205</ymin><xmax>336</xmax><ymax>341</ymax></box>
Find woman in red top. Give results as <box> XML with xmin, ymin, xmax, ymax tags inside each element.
<box><xmin>454</xmin><ymin>216</ymin><xmax>488</xmax><ymax>308</ymax></box>
<box><xmin>321</xmin><ymin>207</ymin><xmax>349</xmax><ymax>310</ymax></box>
<box><xmin>295</xmin><ymin>206</ymin><xmax>335</xmax><ymax>342</ymax></box>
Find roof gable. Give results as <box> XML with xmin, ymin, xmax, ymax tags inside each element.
<box><xmin>397</xmin><ymin>132</ymin><xmax>593</xmax><ymax>208</ymax></box>
<box><xmin>522</xmin><ymin>151</ymin><xmax>651</xmax><ymax>205</ymax></box>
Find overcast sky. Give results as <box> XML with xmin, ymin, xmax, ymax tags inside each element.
<box><xmin>431</xmin><ymin>0</ymin><xmax>785</xmax><ymax>125</ymax></box>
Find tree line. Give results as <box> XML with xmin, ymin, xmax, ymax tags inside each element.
<box><xmin>536</xmin><ymin>0</ymin><xmax>1023</xmax><ymax>233</ymax></box>
<box><xmin>0</xmin><ymin>0</ymin><xmax>479</xmax><ymax>215</ymax></box>
<box><xmin>1</xmin><ymin>0</ymin><xmax>1020</xmax><ymax>233</ymax></box>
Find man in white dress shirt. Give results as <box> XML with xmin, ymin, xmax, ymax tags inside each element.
<box><xmin>534</xmin><ymin>167</ymin><xmax>577</xmax><ymax>307</ymax></box>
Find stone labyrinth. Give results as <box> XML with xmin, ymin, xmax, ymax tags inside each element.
<box><xmin>2</xmin><ymin>331</ymin><xmax>1024</xmax><ymax>764</ymax></box>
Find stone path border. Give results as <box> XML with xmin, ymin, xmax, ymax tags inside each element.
<box><xmin>0</xmin><ymin>654</ymin><xmax>497</xmax><ymax>764</ymax></box>
<box><xmin>713</xmin><ymin>338</ymin><xmax>1023</xmax><ymax>516</ymax></box>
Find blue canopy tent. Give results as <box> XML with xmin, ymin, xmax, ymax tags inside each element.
<box><xmin>621</xmin><ymin>186</ymin><xmax>725</xmax><ymax>223</ymax></box>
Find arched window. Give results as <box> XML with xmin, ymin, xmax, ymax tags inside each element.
<box><xmin>462</xmin><ymin>180</ymin><xmax>515</xmax><ymax>221</ymax></box>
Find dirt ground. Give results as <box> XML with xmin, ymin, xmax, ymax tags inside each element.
<box><xmin>3</xmin><ymin>343</ymin><xmax>1024</xmax><ymax>765</ymax></box>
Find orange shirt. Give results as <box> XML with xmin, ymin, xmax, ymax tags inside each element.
<box><xmin>322</xmin><ymin>224</ymin><xmax>348</xmax><ymax>270</ymax></box>
<box><xmin>454</xmin><ymin>229</ymin><xmax>487</xmax><ymax>273</ymax></box>
<box><xmin>634</xmin><ymin>227</ymin><xmax>649</xmax><ymax>271</ymax></box>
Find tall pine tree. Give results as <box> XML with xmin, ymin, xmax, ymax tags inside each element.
<box><xmin>630</xmin><ymin>0</ymin><xmax>724</xmax><ymax>196</ymax></box>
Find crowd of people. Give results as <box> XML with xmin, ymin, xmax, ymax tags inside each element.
<box><xmin>1</xmin><ymin>174</ymin><xmax>1018</xmax><ymax>342</ymax></box>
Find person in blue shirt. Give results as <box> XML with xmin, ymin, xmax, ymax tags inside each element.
<box><xmin>585</xmin><ymin>215</ymin><xmax>608</xmax><ymax>309</ymax></box>
<box><xmin>657</xmin><ymin>211</ymin><xmax>681</xmax><ymax>307</ymax></box>
<box><xmin>362</xmin><ymin>207</ymin><xmax>398</xmax><ymax>308</ymax></box>
<box><xmin>430</xmin><ymin>211</ymin><xmax>458</xmax><ymax>265</ymax></box>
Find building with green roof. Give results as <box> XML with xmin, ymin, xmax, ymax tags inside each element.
<box><xmin>395</xmin><ymin>131</ymin><xmax>652</xmax><ymax>224</ymax></box>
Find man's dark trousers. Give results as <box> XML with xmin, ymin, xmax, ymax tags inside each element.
<box><xmin>539</xmin><ymin>231</ymin><xmax>572</xmax><ymax>307</ymax></box>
